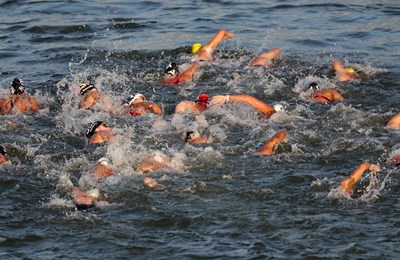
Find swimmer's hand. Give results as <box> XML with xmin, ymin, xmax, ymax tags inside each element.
<box><xmin>144</xmin><ymin>177</ymin><xmax>165</xmax><ymax>191</ymax></box>
<box><xmin>369</xmin><ymin>164</ymin><xmax>380</xmax><ymax>173</ymax></box>
<box><xmin>209</xmin><ymin>95</ymin><xmax>229</xmax><ymax>106</ymax></box>
<box><xmin>224</xmin><ymin>31</ymin><xmax>234</xmax><ymax>39</ymax></box>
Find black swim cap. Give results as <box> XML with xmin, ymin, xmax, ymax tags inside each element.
<box><xmin>185</xmin><ymin>131</ymin><xmax>194</xmax><ymax>142</ymax></box>
<box><xmin>0</xmin><ymin>145</ymin><xmax>6</xmax><ymax>155</ymax></box>
<box><xmin>165</xmin><ymin>62</ymin><xmax>179</xmax><ymax>76</ymax></box>
<box><xmin>86</xmin><ymin>121</ymin><xmax>107</xmax><ymax>138</ymax></box>
<box><xmin>79</xmin><ymin>82</ymin><xmax>97</xmax><ymax>95</ymax></box>
<box><xmin>10</xmin><ymin>78</ymin><xmax>25</xmax><ymax>95</ymax></box>
<box><xmin>308</xmin><ymin>82</ymin><xmax>320</xmax><ymax>92</ymax></box>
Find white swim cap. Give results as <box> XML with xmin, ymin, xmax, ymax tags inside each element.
<box><xmin>273</xmin><ymin>103</ymin><xmax>285</xmax><ymax>112</ymax></box>
<box><xmin>125</xmin><ymin>93</ymin><xmax>146</xmax><ymax>106</ymax></box>
<box><xmin>97</xmin><ymin>157</ymin><xmax>110</xmax><ymax>166</ymax></box>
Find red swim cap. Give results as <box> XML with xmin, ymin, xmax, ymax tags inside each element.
<box><xmin>197</xmin><ymin>93</ymin><xmax>209</xmax><ymax>102</ymax></box>
<box><xmin>392</xmin><ymin>154</ymin><xmax>400</xmax><ymax>166</ymax></box>
<box><xmin>196</xmin><ymin>94</ymin><xmax>209</xmax><ymax>110</ymax></box>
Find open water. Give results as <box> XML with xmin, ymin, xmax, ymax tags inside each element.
<box><xmin>1</xmin><ymin>0</ymin><xmax>400</xmax><ymax>259</ymax></box>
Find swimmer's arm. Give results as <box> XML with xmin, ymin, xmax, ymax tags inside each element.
<box><xmin>150</xmin><ymin>102</ymin><xmax>163</xmax><ymax>115</ymax></box>
<box><xmin>136</xmin><ymin>101</ymin><xmax>163</xmax><ymax>115</ymax></box>
<box><xmin>331</xmin><ymin>89</ymin><xmax>344</xmax><ymax>101</ymax></box>
<box><xmin>93</xmin><ymin>165</ymin><xmax>113</xmax><ymax>180</ymax></box>
<box><xmin>28</xmin><ymin>97</ymin><xmax>41</xmax><ymax>111</ymax></box>
<box><xmin>136</xmin><ymin>161</ymin><xmax>169</xmax><ymax>174</ymax></box>
<box><xmin>174</xmin><ymin>101</ymin><xmax>201</xmax><ymax>114</ymax></box>
<box><xmin>107</xmin><ymin>132</ymin><xmax>115</xmax><ymax>143</ymax></box>
<box><xmin>340</xmin><ymin>162</ymin><xmax>380</xmax><ymax>194</ymax></box>
<box><xmin>210</xmin><ymin>94</ymin><xmax>276</xmax><ymax>118</ymax></box>
<box><xmin>0</xmin><ymin>98</ymin><xmax>13</xmax><ymax>114</ymax></box>
<box><xmin>387</xmin><ymin>112</ymin><xmax>400</xmax><ymax>128</ymax></box>
<box><xmin>0</xmin><ymin>154</ymin><xmax>6</xmax><ymax>164</ymax></box>
<box><xmin>331</xmin><ymin>59</ymin><xmax>355</xmax><ymax>82</ymax></box>
<box><xmin>143</xmin><ymin>177</ymin><xmax>165</xmax><ymax>191</ymax></box>
<box><xmin>179</xmin><ymin>61</ymin><xmax>200</xmax><ymax>82</ymax></box>
<box><xmin>203</xmin><ymin>29</ymin><xmax>234</xmax><ymax>52</ymax></box>
<box><xmin>257</xmin><ymin>131</ymin><xmax>286</xmax><ymax>156</ymax></box>
<box><xmin>100</xmin><ymin>96</ymin><xmax>114</xmax><ymax>112</ymax></box>
<box><xmin>249</xmin><ymin>48</ymin><xmax>281</xmax><ymax>66</ymax></box>
<box><xmin>190</xmin><ymin>135</ymin><xmax>209</xmax><ymax>144</ymax></box>
<box><xmin>79</xmin><ymin>95</ymin><xmax>96</xmax><ymax>109</ymax></box>
<box><xmin>197</xmin><ymin>29</ymin><xmax>234</xmax><ymax>61</ymax></box>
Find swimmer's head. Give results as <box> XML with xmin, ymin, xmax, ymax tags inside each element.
<box><xmin>192</xmin><ymin>43</ymin><xmax>202</xmax><ymax>54</ymax></box>
<box><xmin>196</xmin><ymin>93</ymin><xmax>209</xmax><ymax>110</ymax></box>
<box><xmin>184</xmin><ymin>131</ymin><xmax>194</xmax><ymax>142</ymax></box>
<box><xmin>346</xmin><ymin>67</ymin><xmax>356</xmax><ymax>74</ymax></box>
<box><xmin>97</xmin><ymin>157</ymin><xmax>110</xmax><ymax>166</ymax></box>
<box><xmin>165</xmin><ymin>62</ymin><xmax>180</xmax><ymax>76</ymax></box>
<box><xmin>308</xmin><ymin>82</ymin><xmax>320</xmax><ymax>92</ymax></box>
<box><xmin>273</xmin><ymin>103</ymin><xmax>285</xmax><ymax>112</ymax></box>
<box><xmin>86</xmin><ymin>121</ymin><xmax>108</xmax><ymax>138</ymax></box>
<box><xmin>0</xmin><ymin>145</ymin><xmax>6</xmax><ymax>156</ymax></box>
<box><xmin>125</xmin><ymin>93</ymin><xmax>146</xmax><ymax>106</ymax></box>
<box><xmin>10</xmin><ymin>78</ymin><xmax>25</xmax><ymax>95</ymax></box>
<box><xmin>79</xmin><ymin>82</ymin><xmax>97</xmax><ymax>95</ymax></box>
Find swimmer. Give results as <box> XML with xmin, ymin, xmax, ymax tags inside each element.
<box><xmin>174</xmin><ymin>93</ymin><xmax>210</xmax><ymax>114</ymax></box>
<box><xmin>256</xmin><ymin>130</ymin><xmax>286</xmax><ymax>156</ymax></box>
<box><xmin>136</xmin><ymin>160</ymin><xmax>170</xmax><ymax>174</ymax></box>
<box><xmin>0</xmin><ymin>145</ymin><xmax>7</xmax><ymax>164</ymax></box>
<box><xmin>386</xmin><ymin>112</ymin><xmax>400</xmax><ymax>128</ymax></box>
<box><xmin>248</xmin><ymin>48</ymin><xmax>281</xmax><ymax>66</ymax></box>
<box><xmin>62</xmin><ymin>173</ymin><xmax>101</xmax><ymax>210</ymax></box>
<box><xmin>118</xmin><ymin>93</ymin><xmax>162</xmax><ymax>116</ymax></box>
<box><xmin>331</xmin><ymin>59</ymin><xmax>367</xmax><ymax>82</ymax></box>
<box><xmin>78</xmin><ymin>157</ymin><xmax>114</xmax><ymax>191</ymax></box>
<box><xmin>194</xmin><ymin>29</ymin><xmax>234</xmax><ymax>61</ymax></box>
<box><xmin>161</xmin><ymin>61</ymin><xmax>200</xmax><ymax>85</ymax></box>
<box><xmin>86</xmin><ymin>121</ymin><xmax>115</xmax><ymax>145</ymax></box>
<box><xmin>0</xmin><ymin>78</ymin><xmax>40</xmax><ymax>115</ymax></box>
<box><xmin>307</xmin><ymin>82</ymin><xmax>344</xmax><ymax>103</ymax></box>
<box><xmin>92</xmin><ymin>157</ymin><xmax>114</xmax><ymax>180</ymax></box>
<box><xmin>339</xmin><ymin>162</ymin><xmax>380</xmax><ymax>195</ymax></box>
<box><xmin>135</xmin><ymin>153</ymin><xmax>172</xmax><ymax>174</ymax></box>
<box><xmin>70</xmin><ymin>186</ymin><xmax>99</xmax><ymax>210</ymax></box>
<box><xmin>184</xmin><ymin>131</ymin><xmax>209</xmax><ymax>144</ymax></box>
<box><xmin>210</xmin><ymin>94</ymin><xmax>276</xmax><ymax>118</ymax></box>
<box><xmin>78</xmin><ymin>81</ymin><xmax>114</xmax><ymax>111</ymax></box>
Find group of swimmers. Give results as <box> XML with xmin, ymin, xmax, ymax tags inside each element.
<box><xmin>0</xmin><ymin>29</ymin><xmax>398</xmax><ymax>209</ymax></box>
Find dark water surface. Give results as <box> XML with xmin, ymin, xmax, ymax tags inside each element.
<box><xmin>1</xmin><ymin>0</ymin><xmax>400</xmax><ymax>259</ymax></box>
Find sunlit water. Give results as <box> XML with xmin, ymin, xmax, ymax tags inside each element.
<box><xmin>1</xmin><ymin>0</ymin><xmax>400</xmax><ymax>258</ymax></box>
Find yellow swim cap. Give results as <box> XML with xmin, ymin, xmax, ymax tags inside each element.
<box><xmin>192</xmin><ymin>43</ymin><xmax>202</xmax><ymax>54</ymax></box>
<box><xmin>346</xmin><ymin>67</ymin><xmax>356</xmax><ymax>73</ymax></box>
